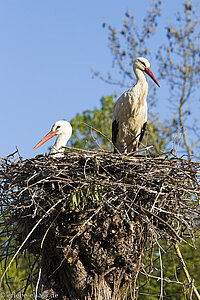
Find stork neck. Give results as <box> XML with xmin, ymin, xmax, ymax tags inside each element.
<box><xmin>134</xmin><ymin>68</ymin><xmax>148</xmax><ymax>86</ymax></box>
<box><xmin>133</xmin><ymin>68</ymin><xmax>148</xmax><ymax>103</ymax></box>
<box><xmin>50</xmin><ymin>133</ymin><xmax>68</xmax><ymax>155</ymax></box>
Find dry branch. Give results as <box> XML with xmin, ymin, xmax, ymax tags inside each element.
<box><xmin>173</xmin><ymin>242</ymin><xmax>200</xmax><ymax>300</ymax></box>
<box><xmin>0</xmin><ymin>149</ymin><xmax>200</xmax><ymax>299</ymax></box>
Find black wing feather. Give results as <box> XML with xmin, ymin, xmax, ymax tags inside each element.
<box><xmin>138</xmin><ymin>121</ymin><xmax>147</xmax><ymax>147</ymax></box>
<box><xmin>112</xmin><ymin>120</ymin><xmax>118</xmax><ymax>153</ymax></box>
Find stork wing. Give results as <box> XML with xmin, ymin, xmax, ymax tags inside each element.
<box><xmin>113</xmin><ymin>90</ymin><xmax>138</xmax><ymax>122</ymax></box>
<box><xmin>112</xmin><ymin>120</ymin><xmax>118</xmax><ymax>153</ymax></box>
<box><xmin>138</xmin><ymin>121</ymin><xmax>147</xmax><ymax>146</ymax></box>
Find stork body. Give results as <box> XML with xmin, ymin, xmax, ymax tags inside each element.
<box><xmin>112</xmin><ymin>57</ymin><xmax>160</xmax><ymax>154</ymax></box>
<box><xmin>33</xmin><ymin>120</ymin><xmax>72</xmax><ymax>158</ymax></box>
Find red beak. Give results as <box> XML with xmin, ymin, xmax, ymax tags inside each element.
<box><xmin>33</xmin><ymin>131</ymin><xmax>56</xmax><ymax>150</ymax></box>
<box><xmin>145</xmin><ymin>68</ymin><xmax>160</xmax><ymax>87</ymax></box>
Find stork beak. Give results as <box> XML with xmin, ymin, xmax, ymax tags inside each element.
<box><xmin>33</xmin><ymin>131</ymin><xmax>56</xmax><ymax>150</ymax></box>
<box><xmin>145</xmin><ymin>68</ymin><xmax>160</xmax><ymax>87</ymax></box>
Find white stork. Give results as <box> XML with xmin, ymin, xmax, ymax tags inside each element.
<box><xmin>112</xmin><ymin>57</ymin><xmax>160</xmax><ymax>154</ymax></box>
<box><xmin>33</xmin><ymin>120</ymin><xmax>72</xmax><ymax>158</ymax></box>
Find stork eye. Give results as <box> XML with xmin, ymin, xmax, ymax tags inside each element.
<box><xmin>139</xmin><ymin>61</ymin><xmax>146</xmax><ymax>67</ymax></box>
<box><xmin>56</xmin><ymin>125</ymin><xmax>60</xmax><ymax>129</ymax></box>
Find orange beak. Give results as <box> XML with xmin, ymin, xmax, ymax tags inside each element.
<box><xmin>145</xmin><ymin>68</ymin><xmax>160</xmax><ymax>87</ymax></box>
<box><xmin>33</xmin><ymin>130</ymin><xmax>56</xmax><ymax>150</ymax></box>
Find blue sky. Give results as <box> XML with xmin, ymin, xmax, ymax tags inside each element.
<box><xmin>0</xmin><ymin>0</ymin><xmax>184</xmax><ymax>158</ymax></box>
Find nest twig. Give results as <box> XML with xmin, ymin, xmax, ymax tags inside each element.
<box><xmin>0</xmin><ymin>148</ymin><xmax>200</xmax><ymax>299</ymax></box>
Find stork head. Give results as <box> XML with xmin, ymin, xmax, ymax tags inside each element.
<box><xmin>33</xmin><ymin>120</ymin><xmax>72</xmax><ymax>150</ymax></box>
<box><xmin>133</xmin><ymin>57</ymin><xmax>160</xmax><ymax>87</ymax></box>
<box><xmin>51</xmin><ymin>120</ymin><xmax>72</xmax><ymax>136</ymax></box>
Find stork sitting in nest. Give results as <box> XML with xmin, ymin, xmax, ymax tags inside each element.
<box><xmin>33</xmin><ymin>120</ymin><xmax>72</xmax><ymax>158</ymax></box>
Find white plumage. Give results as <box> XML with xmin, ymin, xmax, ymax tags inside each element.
<box><xmin>33</xmin><ymin>120</ymin><xmax>72</xmax><ymax>158</ymax></box>
<box><xmin>112</xmin><ymin>57</ymin><xmax>160</xmax><ymax>154</ymax></box>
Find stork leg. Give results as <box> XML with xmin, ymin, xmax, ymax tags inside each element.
<box><xmin>133</xmin><ymin>122</ymin><xmax>147</xmax><ymax>155</ymax></box>
<box><xmin>135</xmin><ymin>140</ymin><xmax>139</xmax><ymax>155</ymax></box>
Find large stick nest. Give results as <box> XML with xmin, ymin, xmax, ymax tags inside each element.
<box><xmin>0</xmin><ymin>148</ymin><xmax>200</xmax><ymax>299</ymax></box>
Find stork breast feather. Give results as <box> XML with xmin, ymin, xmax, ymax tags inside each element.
<box><xmin>113</xmin><ymin>90</ymin><xmax>138</xmax><ymax>120</ymax></box>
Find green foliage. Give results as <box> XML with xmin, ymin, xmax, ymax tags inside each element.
<box><xmin>0</xmin><ymin>221</ymin><xmax>38</xmax><ymax>298</ymax></box>
<box><xmin>69</xmin><ymin>185</ymin><xmax>102</xmax><ymax>209</ymax></box>
<box><xmin>70</xmin><ymin>96</ymin><xmax>114</xmax><ymax>150</ymax></box>
<box><xmin>1</xmin><ymin>251</ymin><xmax>37</xmax><ymax>299</ymax></box>
<box><xmin>137</xmin><ymin>238</ymin><xmax>200</xmax><ymax>299</ymax></box>
<box><xmin>144</xmin><ymin>118</ymin><xmax>172</xmax><ymax>155</ymax></box>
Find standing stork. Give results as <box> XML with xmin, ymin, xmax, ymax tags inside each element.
<box><xmin>112</xmin><ymin>57</ymin><xmax>160</xmax><ymax>154</ymax></box>
<box><xmin>33</xmin><ymin>120</ymin><xmax>72</xmax><ymax>158</ymax></box>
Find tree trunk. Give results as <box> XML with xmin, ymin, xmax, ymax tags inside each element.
<box><xmin>36</xmin><ymin>214</ymin><xmax>146</xmax><ymax>299</ymax></box>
